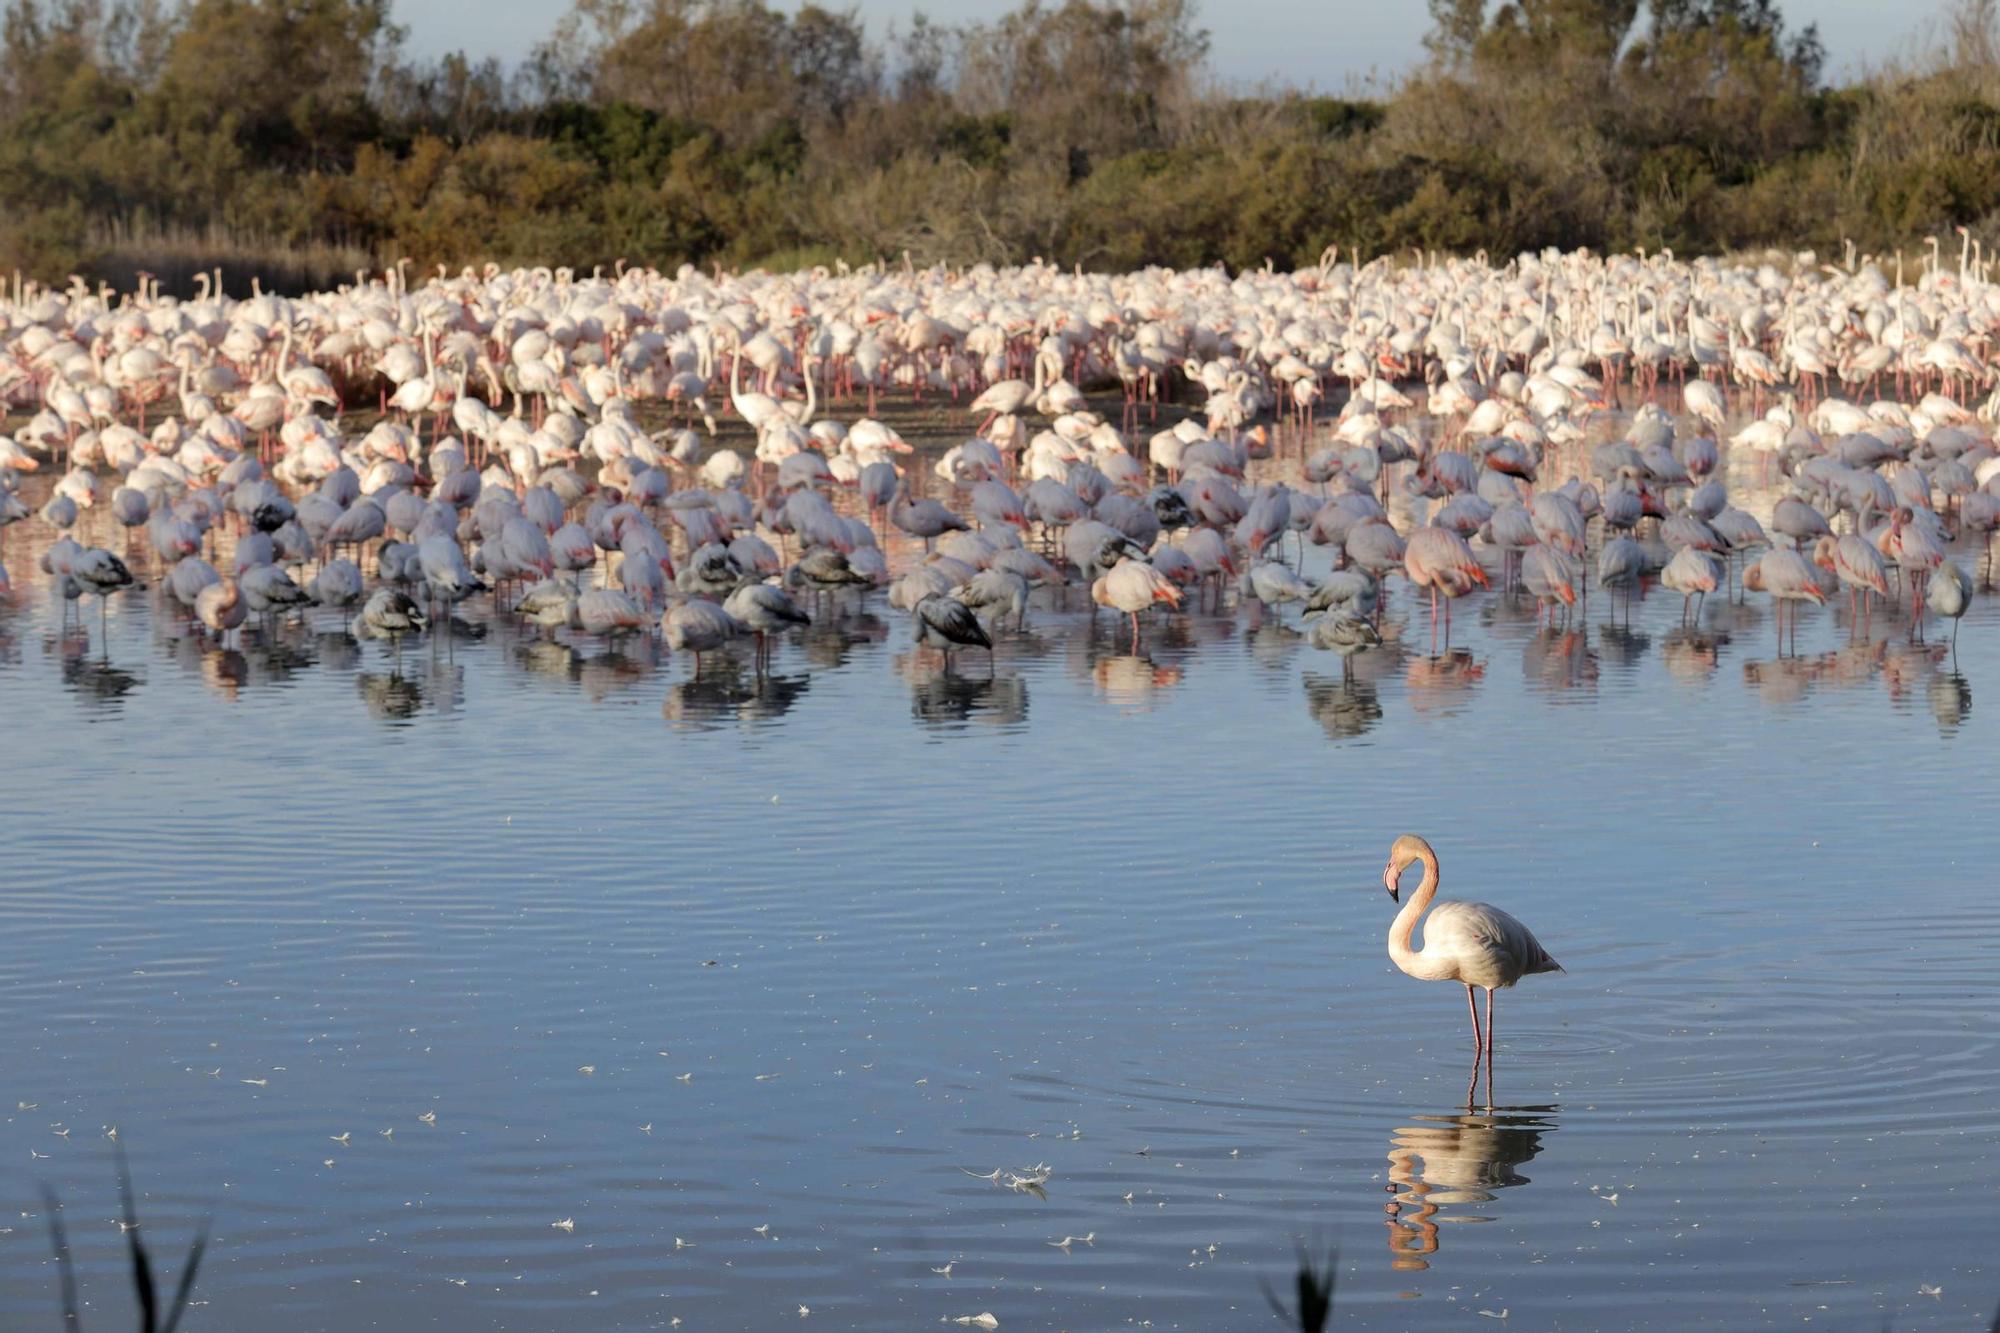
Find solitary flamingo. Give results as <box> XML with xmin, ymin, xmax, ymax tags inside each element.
<box><xmin>1382</xmin><ymin>834</ymin><xmax>1562</xmax><ymax>1089</ymax></box>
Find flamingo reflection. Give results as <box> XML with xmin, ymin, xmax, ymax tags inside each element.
<box><xmin>1385</xmin><ymin>1106</ymin><xmax>1557</xmax><ymax>1274</ymax></box>
<box><xmin>1301</xmin><ymin>672</ymin><xmax>1382</xmax><ymax>740</ymax></box>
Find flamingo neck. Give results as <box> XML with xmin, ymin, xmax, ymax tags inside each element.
<box><xmin>1388</xmin><ymin>845</ymin><xmax>1453</xmax><ymax>980</ymax></box>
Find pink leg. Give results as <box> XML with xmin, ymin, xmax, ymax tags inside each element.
<box><xmin>1484</xmin><ymin>989</ymin><xmax>1495</xmax><ymax>1059</ymax></box>
<box><xmin>1465</xmin><ymin>984</ymin><xmax>1482</xmax><ymax>1054</ymax></box>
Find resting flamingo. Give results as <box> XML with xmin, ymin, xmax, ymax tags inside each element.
<box><xmin>1382</xmin><ymin>834</ymin><xmax>1562</xmax><ymax>1084</ymax></box>
<box><xmin>1404</xmin><ymin>526</ymin><xmax>1487</xmax><ymax>653</ymax></box>
<box><xmin>1811</xmin><ymin>535</ymin><xmax>1889</xmax><ymax>624</ymax></box>
<box><xmin>1745</xmin><ymin>547</ymin><xmax>1825</xmax><ymax>654</ymax></box>
<box><xmin>1091</xmin><ymin>557</ymin><xmax>1182</xmax><ymax>651</ymax></box>
<box><xmin>1925</xmin><ymin>559</ymin><xmax>1972</xmax><ymax>649</ymax></box>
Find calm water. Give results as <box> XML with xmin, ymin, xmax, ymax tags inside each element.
<box><xmin>2</xmin><ymin>433</ymin><xmax>1998</xmax><ymax>1330</ymax></box>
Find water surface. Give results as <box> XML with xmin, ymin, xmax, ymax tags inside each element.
<box><xmin>1</xmin><ymin>429</ymin><xmax>1996</xmax><ymax>1330</ymax></box>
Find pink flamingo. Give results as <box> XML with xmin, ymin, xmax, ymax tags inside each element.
<box><xmin>1745</xmin><ymin>548</ymin><xmax>1826</xmax><ymax>654</ymax></box>
<box><xmin>1382</xmin><ymin>835</ymin><xmax>1562</xmax><ymax>1090</ymax></box>
<box><xmin>1404</xmin><ymin>526</ymin><xmax>1488</xmax><ymax>653</ymax></box>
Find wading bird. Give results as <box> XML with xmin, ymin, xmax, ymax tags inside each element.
<box><xmin>1382</xmin><ymin>834</ymin><xmax>1561</xmax><ymax>1090</ymax></box>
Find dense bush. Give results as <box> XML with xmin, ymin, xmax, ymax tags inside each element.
<box><xmin>6</xmin><ymin>0</ymin><xmax>2000</xmax><ymax>292</ymax></box>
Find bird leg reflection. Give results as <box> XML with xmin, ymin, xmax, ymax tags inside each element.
<box><xmin>1385</xmin><ymin>1150</ymin><xmax>1439</xmax><ymax>1273</ymax></box>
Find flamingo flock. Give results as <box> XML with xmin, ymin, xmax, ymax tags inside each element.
<box><xmin>0</xmin><ymin>245</ymin><xmax>1993</xmax><ymax>693</ymax></box>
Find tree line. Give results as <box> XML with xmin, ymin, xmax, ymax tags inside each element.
<box><xmin>3</xmin><ymin>0</ymin><xmax>2000</xmax><ymax>293</ymax></box>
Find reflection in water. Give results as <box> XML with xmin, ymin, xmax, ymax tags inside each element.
<box><xmin>1302</xmin><ymin>672</ymin><xmax>1382</xmax><ymax>740</ymax></box>
<box><xmin>516</xmin><ymin>637</ymin><xmax>581</xmax><ymax>683</ymax></box>
<box><xmin>1739</xmin><ymin>637</ymin><xmax>1956</xmax><ymax>709</ymax></box>
<box><xmin>1659</xmin><ymin>627</ymin><xmax>1729</xmax><ymax>683</ymax></box>
<box><xmin>1385</xmin><ymin>1106</ymin><xmax>1557</xmax><ymax>1273</ymax></box>
<box><xmin>663</xmin><ymin>666</ymin><xmax>813</xmax><ymax>728</ymax></box>
<box><xmin>1091</xmin><ymin>653</ymin><xmax>1184</xmax><ymax>706</ymax></box>
<box><xmin>235</xmin><ymin>625</ymin><xmax>315</xmax><ymax>685</ymax></box>
<box><xmin>906</xmin><ymin>660</ymin><xmax>1028</xmax><ymax>728</ymax></box>
<box><xmin>356</xmin><ymin>670</ymin><xmax>424</xmax><ymax>721</ymax></box>
<box><xmin>200</xmin><ymin>646</ymin><xmax>250</xmax><ymax>701</ymax></box>
<box><xmin>1930</xmin><ymin>671</ymin><xmax>1972</xmax><ymax>734</ymax></box>
<box><xmin>1245</xmin><ymin>621</ymin><xmax>1305</xmax><ymax>672</ymax></box>
<box><xmin>1595</xmin><ymin>623</ymin><xmax>1653</xmax><ymax>670</ymax></box>
<box><xmin>61</xmin><ymin>655</ymin><xmax>143</xmax><ymax>713</ymax></box>
<box><xmin>800</xmin><ymin>612</ymin><xmax>889</xmax><ymax>670</ymax></box>
<box><xmin>314</xmin><ymin>630</ymin><xmax>362</xmax><ymax>674</ymax></box>
<box><xmin>1404</xmin><ymin>649</ymin><xmax>1484</xmax><ymax>716</ymax></box>
<box><xmin>1521</xmin><ymin>628</ymin><xmax>1598</xmax><ymax>695</ymax></box>
<box><xmin>576</xmin><ymin>647</ymin><xmax>659</xmax><ymax>703</ymax></box>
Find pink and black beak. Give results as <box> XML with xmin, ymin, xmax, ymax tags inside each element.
<box><xmin>1384</xmin><ymin>862</ymin><xmax>1400</xmax><ymax>902</ymax></box>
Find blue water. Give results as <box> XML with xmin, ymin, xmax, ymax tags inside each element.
<box><xmin>1</xmin><ymin>433</ymin><xmax>1997</xmax><ymax>1330</ymax></box>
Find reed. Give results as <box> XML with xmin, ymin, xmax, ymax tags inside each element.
<box><xmin>84</xmin><ymin>218</ymin><xmax>379</xmax><ymax>300</ymax></box>
<box><xmin>39</xmin><ymin>1145</ymin><xmax>208</xmax><ymax>1331</ymax></box>
<box><xmin>1265</xmin><ymin>1246</ymin><xmax>1337</xmax><ymax>1331</ymax></box>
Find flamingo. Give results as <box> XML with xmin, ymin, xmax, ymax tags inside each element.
<box><xmin>949</xmin><ymin>568</ymin><xmax>1032</xmax><ymax>632</ymax></box>
<box><xmin>70</xmin><ymin>547</ymin><xmax>136</xmax><ymax>640</ymax></box>
<box><xmin>195</xmin><ymin>577</ymin><xmax>247</xmax><ymax>639</ymax></box>
<box><xmin>889</xmin><ymin>486</ymin><xmax>969</xmax><ymax>550</ymax></box>
<box><xmin>1924</xmin><ymin>558</ymin><xmax>1972</xmax><ymax>649</ymax></box>
<box><xmin>912</xmin><ymin>591</ymin><xmax>993</xmax><ymax>671</ymax></box>
<box><xmin>1308</xmin><ymin>610</ymin><xmax>1382</xmax><ymax>676</ymax></box>
<box><xmin>663</xmin><ymin>596</ymin><xmax>742</xmax><ymax>676</ymax></box>
<box><xmin>308</xmin><ymin>558</ymin><xmax>366</xmax><ymax>622</ymax></box>
<box><xmin>723</xmin><ymin>581</ymin><xmax>812</xmax><ymax>672</ymax></box>
<box><xmin>1520</xmin><ymin>546</ymin><xmax>1579</xmax><ymax>627</ymax></box>
<box><xmin>1245</xmin><ymin>560</ymin><xmax>1313</xmax><ymax>620</ymax></box>
<box><xmin>1404</xmin><ymin>527</ymin><xmax>1488</xmax><ymax>653</ymax></box>
<box><xmin>357</xmin><ymin>587</ymin><xmax>427</xmax><ymax>664</ymax></box>
<box><xmin>1382</xmin><ymin>835</ymin><xmax>1562</xmax><ymax>1085</ymax></box>
<box><xmin>1660</xmin><ymin>547</ymin><xmax>1722</xmax><ymax>624</ymax></box>
<box><xmin>1745</xmin><ymin>547</ymin><xmax>1826</xmax><ymax>653</ymax></box>
<box><xmin>967</xmin><ymin>354</ymin><xmax>1049</xmax><ymax>432</ymax></box>
<box><xmin>1811</xmin><ymin>535</ymin><xmax>1890</xmax><ymax>622</ymax></box>
<box><xmin>1091</xmin><ymin>557</ymin><xmax>1183</xmax><ymax>650</ymax></box>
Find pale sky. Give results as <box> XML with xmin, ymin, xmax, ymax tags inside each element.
<box><xmin>398</xmin><ymin>0</ymin><xmax>1960</xmax><ymax>92</ymax></box>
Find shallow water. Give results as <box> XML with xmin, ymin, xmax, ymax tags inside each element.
<box><xmin>3</xmin><ymin>429</ymin><xmax>1999</xmax><ymax>1330</ymax></box>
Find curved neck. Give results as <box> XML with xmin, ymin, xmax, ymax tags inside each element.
<box><xmin>1388</xmin><ymin>845</ymin><xmax>1450</xmax><ymax>978</ymax></box>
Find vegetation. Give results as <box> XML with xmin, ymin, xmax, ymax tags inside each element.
<box><xmin>7</xmin><ymin>0</ymin><xmax>2000</xmax><ymax>291</ymax></box>
<box><xmin>40</xmin><ymin>1146</ymin><xmax>208</xmax><ymax>1331</ymax></box>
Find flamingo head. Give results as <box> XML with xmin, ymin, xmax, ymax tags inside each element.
<box><xmin>1383</xmin><ymin>834</ymin><xmax>1430</xmax><ymax>901</ymax></box>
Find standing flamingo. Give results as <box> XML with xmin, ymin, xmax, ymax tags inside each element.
<box><xmin>1925</xmin><ymin>559</ymin><xmax>1972</xmax><ymax>650</ymax></box>
<box><xmin>1404</xmin><ymin>526</ymin><xmax>1488</xmax><ymax>653</ymax></box>
<box><xmin>1382</xmin><ymin>834</ymin><xmax>1562</xmax><ymax>1090</ymax></box>
<box><xmin>1091</xmin><ymin>557</ymin><xmax>1183</xmax><ymax>651</ymax></box>
<box><xmin>1745</xmin><ymin>548</ymin><xmax>1825</xmax><ymax>654</ymax></box>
